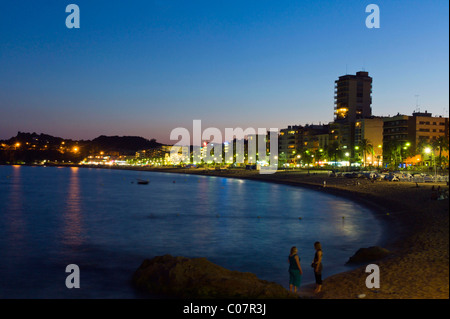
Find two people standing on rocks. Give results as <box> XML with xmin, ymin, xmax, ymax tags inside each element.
<box><xmin>288</xmin><ymin>241</ymin><xmax>323</xmax><ymax>294</ymax></box>
<box><xmin>312</xmin><ymin>241</ymin><xmax>323</xmax><ymax>293</ymax></box>
<box><xmin>288</xmin><ymin>246</ymin><xmax>303</xmax><ymax>293</ymax></box>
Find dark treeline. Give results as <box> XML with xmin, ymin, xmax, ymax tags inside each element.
<box><xmin>0</xmin><ymin>132</ymin><xmax>165</xmax><ymax>164</ymax></box>
<box><xmin>0</xmin><ymin>150</ymin><xmax>82</xmax><ymax>164</ymax></box>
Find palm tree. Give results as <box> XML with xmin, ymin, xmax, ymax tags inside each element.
<box><xmin>416</xmin><ymin>138</ymin><xmax>430</xmax><ymax>166</ymax></box>
<box><xmin>383</xmin><ymin>139</ymin><xmax>402</xmax><ymax>168</ymax></box>
<box><xmin>301</xmin><ymin>149</ymin><xmax>313</xmax><ymax>166</ymax></box>
<box><xmin>314</xmin><ymin>148</ymin><xmax>325</xmax><ymax>163</ymax></box>
<box><xmin>278</xmin><ymin>152</ymin><xmax>287</xmax><ymax>168</ymax></box>
<box><xmin>432</xmin><ymin>136</ymin><xmax>450</xmax><ymax>169</ymax></box>
<box><xmin>326</xmin><ymin>140</ymin><xmax>341</xmax><ymax>167</ymax></box>
<box><xmin>359</xmin><ymin>139</ymin><xmax>374</xmax><ymax>167</ymax></box>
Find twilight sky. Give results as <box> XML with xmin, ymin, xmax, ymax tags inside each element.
<box><xmin>0</xmin><ymin>0</ymin><xmax>448</xmax><ymax>144</ymax></box>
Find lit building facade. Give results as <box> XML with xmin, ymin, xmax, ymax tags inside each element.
<box><xmin>278</xmin><ymin>125</ymin><xmax>302</xmax><ymax>162</ymax></box>
<box><xmin>355</xmin><ymin>117</ymin><xmax>384</xmax><ymax>166</ymax></box>
<box><xmin>383</xmin><ymin>111</ymin><xmax>449</xmax><ymax>156</ymax></box>
<box><xmin>333</xmin><ymin>71</ymin><xmax>373</xmax><ymax>158</ymax></box>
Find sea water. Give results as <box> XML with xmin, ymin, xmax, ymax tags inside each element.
<box><xmin>0</xmin><ymin>165</ymin><xmax>382</xmax><ymax>298</ymax></box>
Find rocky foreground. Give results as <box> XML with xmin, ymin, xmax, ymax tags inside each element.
<box><xmin>132</xmin><ymin>254</ymin><xmax>297</xmax><ymax>299</ymax></box>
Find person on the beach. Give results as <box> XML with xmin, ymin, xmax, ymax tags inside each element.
<box><xmin>431</xmin><ymin>188</ymin><xmax>438</xmax><ymax>200</ymax></box>
<box><xmin>288</xmin><ymin>246</ymin><xmax>303</xmax><ymax>293</ymax></box>
<box><xmin>312</xmin><ymin>241</ymin><xmax>323</xmax><ymax>293</ymax></box>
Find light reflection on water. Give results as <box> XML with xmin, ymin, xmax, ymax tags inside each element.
<box><xmin>62</xmin><ymin>167</ymin><xmax>84</xmax><ymax>248</ymax></box>
<box><xmin>0</xmin><ymin>166</ymin><xmax>382</xmax><ymax>298</ymax></box>
<box><xmin>5</xmin><ymin>166</ymin><xmax>25</xmax><ymax>243</ymax></box>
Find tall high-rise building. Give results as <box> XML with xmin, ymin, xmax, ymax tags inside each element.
<box><xmin>334</xmin><ymin>71</ymin><xmax>373</xmax><ymax>123</ymax></box>
<box><xmin>333</xmin><ymin>71</ymin><xmax>373</xmax><ymax>158</ymax></box>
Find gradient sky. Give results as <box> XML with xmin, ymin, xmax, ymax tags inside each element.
<box><xmin>1</xmin><ymin>0</ymin><xmax>448</xmax><ymax>144</ymax></box>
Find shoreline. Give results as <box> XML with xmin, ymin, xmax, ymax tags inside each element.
<box><xmin>2</xmin><ymin>164</ymin><xmax>449</xmax><ymax>299</ymax></box>
<box><xmin>100</xmin><ymin>165</ymin><xmax>450</xmax><ymax>299</ymax></box>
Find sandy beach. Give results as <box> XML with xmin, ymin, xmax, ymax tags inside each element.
<box><xmin>128</xmin><ymin>166</ymin><xmax>449</xmax><ymax>299</ymax></box>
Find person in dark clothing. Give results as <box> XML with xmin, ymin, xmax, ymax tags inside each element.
<box><xmin>312</xmin><ymin>241</ymin><xmax>323</xmax><ymax>293</ymax></box>
<box><xmin>288</xmin><ymin>246</ymin><xmax>303</xmax><ymax>293</ymax></box>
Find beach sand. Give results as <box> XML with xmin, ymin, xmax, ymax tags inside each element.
<box><xmin>140</xmin><ymin>167</ymin><xmax>449</xmax><ymax>299</ymax></box>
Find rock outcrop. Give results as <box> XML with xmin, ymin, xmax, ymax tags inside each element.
<box><xmin>346</xmin><ymin>246</ymin><xmax>392</xmax><ymax>264</ymax></box>
<box><xmin>132</xmin><ymin>255</ymin><xmax>297</xmax><ymax>299</ymax></box>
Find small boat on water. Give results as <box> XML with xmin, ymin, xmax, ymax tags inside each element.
<box><xmin>137</xmin><ymin>179</ymin><xmax>149</xmax><ymax>185</ymax></box>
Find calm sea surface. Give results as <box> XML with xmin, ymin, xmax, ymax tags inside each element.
<box><xmin>0</xmin><ymin>165</ymin><xmax>382</xmax><ymax>298</ymax></box>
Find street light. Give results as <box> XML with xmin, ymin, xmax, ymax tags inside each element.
<box><xmin>295</xmin><ymin>154</ymin><xmax>301</xmax><ymax>168</ymax></box>
<box><xmin>424</xmin><ymin>147</ymin><xmax>436</xmax><ymax>179</ymax></box>
<box><xmin>343</xmin><ymin>152</ymin><xmax>351</xmax><ymax>169</ymax></box>
<box><xmin>403</xmin><ymin>142</ymin><xmax>411</xmax><ymax>164</ymax></box>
